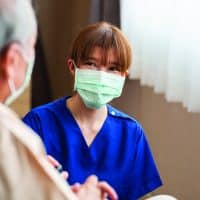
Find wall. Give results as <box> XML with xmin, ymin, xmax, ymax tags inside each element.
<box><xmin>36</xmin><ymin>0</ymin><xmax>91</xmax><ymax>98</ymax></box>
<box><xmin>10</xmin><ymin>86</ymin><xmax>31</xmax><ymax>117</ymax></box>
<box><xmin>112</xmin><ymin>79</ymin><xmax>200</xmax><ymax>199</ymax></box>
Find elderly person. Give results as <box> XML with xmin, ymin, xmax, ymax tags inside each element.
<box><xmin>0</xmin><ymin>0</ymin><xmax>117</xmax><ymax>200</ymax></box>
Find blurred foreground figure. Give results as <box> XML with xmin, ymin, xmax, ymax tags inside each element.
<box><xmin>0</xmin><ymin>0</ymin><xmax>117</xmax><ymax>200</ymax></box>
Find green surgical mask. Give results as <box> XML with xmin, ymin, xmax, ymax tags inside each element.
<box><xmin>74</xmin><ymin>67</ymin><xmax>125</xmax><ymax>109</ymax></box>
<box><xmin>5</xmin><ymin>52</ymin><xmax>35</xmax><ymax>105</ymax></box>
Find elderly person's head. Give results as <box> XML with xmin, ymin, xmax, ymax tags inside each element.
<box><xmin>0</xmin><ymin>0</ymin><xmax>37</xmax><ymax>104</ymax></box>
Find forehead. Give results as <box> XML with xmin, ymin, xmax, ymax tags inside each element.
<box><xmin>88</xmin><ymin>47</ymin><xmax>118</xmax><ymax>63</ymax></box>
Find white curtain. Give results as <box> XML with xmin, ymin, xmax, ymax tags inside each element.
<box><xmin>120</xmin><ymin>0</ymin><xmax>200</xmax><ymax>112</ymax></box>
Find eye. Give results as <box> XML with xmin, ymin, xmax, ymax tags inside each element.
<box><xmin>107</xmin><ymin>65</ymin><xmax>121</xmax><ymax>72</ymax></box>
<box><xmin>85</xmin><ymin>61</ymin><xmax>96</xmax><ymax>66</ymax></box>
<box><xmin>84</xmin><ymin>61</ymin><xmax>98</xmax><ymax>69</ymax></box>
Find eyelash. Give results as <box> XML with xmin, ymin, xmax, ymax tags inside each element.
<box><xmin>84</xmin><ymin>61</ymin><xmax>121</xmax><ymax>72</ymax></box>
<box><xmin>85</xmin><ymin>61</ymin><xmax>97</xmax><ymax>67</ymax></box>
<box><xmin>108</xmin><ymin>66</ymin><xmax>120</xmax><ymax>72</ymax></box>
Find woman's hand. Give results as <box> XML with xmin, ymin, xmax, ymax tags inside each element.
<box><xmin>47</xmin><ymin>155</ymin><xmax>118</xmax><ymax>200</ymax></box>
<box><xmin>47</xmin><ymin>155</ymin><xmax>68</xmax><ymax>180</ymax></box>
<box><xmin>71</xmin><ymin>175</ymin><xmax>118</xmax><ymax>200</ymax></box>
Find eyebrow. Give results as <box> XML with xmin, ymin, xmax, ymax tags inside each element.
<box><xmin>86</xmin><ymin>57</ymin><xmax>100</xmax><ymax>62</ymax></box>
<box><xmin>86</xmin><ymin>57</ymin><xmax>120</xmax><ymax>66</ymax></box>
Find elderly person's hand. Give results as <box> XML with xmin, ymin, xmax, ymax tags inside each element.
<box><xmin>71</xmin><ymin>175</ymin><xmax>118</xmax><ymax>200</ymax></box>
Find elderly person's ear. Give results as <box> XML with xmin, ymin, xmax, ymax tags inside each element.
<box><xmin>0</xmin><ymin>43</ymin><xmax>24</xmax><ymax>79</ymax></box>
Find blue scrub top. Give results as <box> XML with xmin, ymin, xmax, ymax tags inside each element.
<box><xmin>23</xmin><ymin>96</ymin><xmax>162</xmax><ymax>200</ymax></box>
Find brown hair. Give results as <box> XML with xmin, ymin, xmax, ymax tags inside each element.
<box><xmin>68</xmin><ymin>22</ymin><xmax>132</xmax><ymax>72</ymax></box>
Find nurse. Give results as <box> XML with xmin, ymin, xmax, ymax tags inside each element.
<box><xmin>23</xmin><ymin>21</ymin><xmax>162</xmax><ymax>200</ymax></box>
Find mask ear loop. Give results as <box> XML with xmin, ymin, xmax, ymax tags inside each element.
<box><xmin>4</xmin><ymin>79</ymin><xmax>16</xmax><ymax>105</ymax></box>
<box><xmin>72</xmin><ymin>60</ymin><xmax>78</xmax><ymax>92</ymax></box>
<box><xmin>72</xmin><ymin>60</ymin><xmax>78</xmax><ymax>70</ymax></box>
<box><xmin>8</xmin><ymin>79</ymin><xmax>16</xmax><ymax>94</ymax></box>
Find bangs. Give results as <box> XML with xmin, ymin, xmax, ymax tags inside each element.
<box><xmin>69</xmin><ymin>22</ymin><xmax>132</xmax><ymax>72</ymax></box>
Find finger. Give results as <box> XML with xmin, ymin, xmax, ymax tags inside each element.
<box><xmin>47</xmin><ymin>155</ymin><xmax>60</xmax><ymax>167</ymax></box>
<box><xmin>98</xmin><ymin>181</ymin><xmax>118</xmax><ymax>200</ymax></box>
<box><xmin>102</xmin><ymin>192</ymin><xmax>108</xmax><ymax>200</ymax></box>
<box><xmin>84</xmin><ymin>175</ymin><xmax>98</xmax><ymax>185</ymax></box>
<box><xmin>71</xmin><ymin>182</ymin><xmax>81</xmax><ymax>193</ymax></box>
<box><xmin>61</xmin><ymin>171</ymin><xmax>69</xmax><ymax>180</ymax></box>
<box><xmin>47</xmin><ymin>155</ymin><xmax>65</xmax><ymax>174</ymax></box>
<box><xmin>55</xmin><ymin>164</ymin><xmax>63</xmax><ymax>173</ymax></box>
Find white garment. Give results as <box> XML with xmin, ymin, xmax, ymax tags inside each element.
<box><xmin>0</xmin><ymin>103</ymin><xmax>78</xmax><ymax>200</ymax></box>
<box><xmin>145</xmin><ymin>194</ymin><xmax>178</xmax><ymax>200</ymax></box>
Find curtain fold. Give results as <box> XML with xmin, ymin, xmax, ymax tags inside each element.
<box><xmin>89</xmin><ymin>0</ymin><xmax>120</xmax><ymax>27</ymax></box>
<box><xmin>31</xmin><ymin>29</ymin><xmax>52</xmax><ymax>108</ymax></box>
<box><xmin>31</xmin><ymin>0</ymin><xmax>52</xmax><ymax>108</ymax></box>
<box><xmin>120</xmin><ymin>0</ymin><xmax>200</xmax><ymax>112</ymax></box>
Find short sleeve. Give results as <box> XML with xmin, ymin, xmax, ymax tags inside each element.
<box><xmin>23</xmin><ymin>111</ymin><xmax>43</xmax><ymax>138</ymax></box>
<box><xmin>128</xmin><ymin>124</ymin><xmax>162</xmax><ymax>199</ymax></box>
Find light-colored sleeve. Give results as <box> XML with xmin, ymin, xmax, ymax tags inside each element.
<box><xmin>0</xmin><ymin>104</ymin><xmax>78</xmax><ymax>200</ymax></box>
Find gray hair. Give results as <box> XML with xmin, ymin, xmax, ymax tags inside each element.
<box><xmin>0</xmin><ymin>0</ymin><xmax>37</xmax><ymax>52</ymax></box>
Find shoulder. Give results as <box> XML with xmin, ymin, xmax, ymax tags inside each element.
<box><xmin>0</xmin><ymin>104</ymin><xmax>44</xmax><ymax>148</ymax></box>
<box><xmin>107</xmin><ymin>104</ymin><xmax>140</xmax><ymax>125</ymax></box>
<box><xmin>0</xmin><ymin>103</ymin><xmax>19</xmax><ymax>120</ymax></box>
<box><xmin>23</xmin><ymin>97</ymin><xmax>68</xmax><ymax>126</ymax></box>
<box><xmin>107</xmin><ymin>104</ymin><xmax>144</xmax><ymax>137</ymax></box>
<box><xmin>0</xmin><ymin>104</ymin><xmax>18</xmax><ymax>132</ymax></box>
<box><xmin>27</xmin><ymin>97</ymin><xmax>67</xmax><ymax>116</ymax></box>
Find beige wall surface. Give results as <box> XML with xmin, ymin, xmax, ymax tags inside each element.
<box><xmin>10</xmin><ymin>86</ymin><xmax>31</xmax><ymax>118</ymax></box>
<box><xmin>37</xmin><ymin>1</ymin><xmax>200</xmax><ymax>199</ymax></box>
<box><xmin>113</xmin><ymin>80</ymin><xmax>200</xmax><ymax>199</ymax></box>
<box><xmin>37</xmin><ymin>0</ymin><xmax>90</xmax><ymax>98</ymax></box>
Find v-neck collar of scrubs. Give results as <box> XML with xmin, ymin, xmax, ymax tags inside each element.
<box><xmin>62</xmin><ymin>96</ymin><xmax>109</xmax><ymax>150</ymax></box>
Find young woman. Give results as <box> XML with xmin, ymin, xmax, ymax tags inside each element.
<box><xmin>23</xmin><ymin>22</ymin><xmax>162</xmax><ymax>200</ymax></box>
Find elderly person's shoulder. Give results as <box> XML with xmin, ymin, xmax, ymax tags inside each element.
<box><xmin>0</xmin><ymin>102</ymin><xmax>78</xmax><ymax>200</ymax></box>
<box><xmin>0</xmin><ymin>102</ymin><xmax>43</xmax><ymax>153</ymax></box>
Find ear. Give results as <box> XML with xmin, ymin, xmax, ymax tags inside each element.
<box><xmin>121</xmin><ymin>70</ymin><xmax>129</xmax><ymax>77</ymax></box>
<box><xmin>67</xmin><ymin>58</ymin><xmax>75</xmax><ymax>75</ymax></box>
<box><xmin>125</xmin><ymin>70</ymin><xmax>129</xmax><ymax>77</ymax></box>
<box><xmin>0</xmin><ymin>43</ymin><xmax>23</xmax><ymax>80</ymax></box>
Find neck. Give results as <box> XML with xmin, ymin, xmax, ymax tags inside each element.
<box><xmin>0</xmin><ymin>80</ymin><xmax>10</xmax><ymax>104</ymax></box>
<box><xmin>66</xmin><ymin>93</ymin><xmax>107</xmax><ymax>124</ymax></box>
